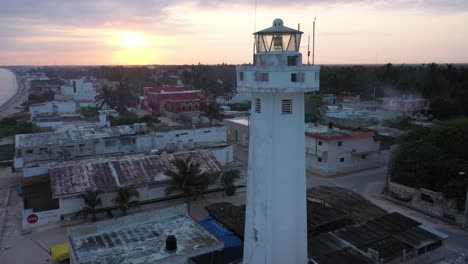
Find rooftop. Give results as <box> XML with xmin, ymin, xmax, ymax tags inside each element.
<box><xmin>305</xmin><ymin>124</ymin><xmax>375</xmax><ymax>141</ymax></box>
<box><xmin>49</xmin><ymin>150</ymin><xmax>222</xmax><ymax>197</ymax></box>
<box><xmin>223</xmin><ymin>117</ymin><xmax>250</xmax><ymax>127</ymax></box>
<box><xmin>15</xmin><ymin>125</ymin><xmax>135</xmax><ymax>148</ymax></box>
<box><xmin>68</xmin><ymin>205</ymin><xmax>223</xmax><ymax>264</ymax></box>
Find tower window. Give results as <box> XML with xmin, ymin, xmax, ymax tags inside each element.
<box><xmin>291</xmin><ymin>73</ymin><xmax>297</xmax><ymax>82</ymax></box>
<box><xmin>318</xmin><ymin>140</ymin><xmax>322</xmax><ymax>146</ymax></box>
<box><xmin>362</xmin><ymin>154</ymin><xmax>367</xmax><ymax>159</ymax></box>
<box><xmin>338</xmin><ymin>141</ymin><xmax>342</xmax><ymax>146</ymax></box>
<box><xmin>255</xmin><ymin>72</ymin><xmax>269</xmax><ymax>82</ymax></box>
<box><xmin>239</xmin><ymin>72</ymin><xmax>244</xmax><ymax>81</ymax></box>
<box><xmin>287</xmin><ymin>56</ymin><xmax>297</xmax><ymax>66</ymax></box>
<box><xmin>340</xmin><ymin>157</ymin><xmax>345</xmax><ymax>162</ymax></box>
<box><xmin>282</xmin><ymin>99</ymin><xmax>292</xmax><ymax>114</ymax></box>
<box><xmin>255</xmin><ymin>98</ymin><xmax>261</xmax><ymax>113</ymax></box>
<box><xmin>317</xmin><ymin>157</ymin><xmax>322</xmax><ymax>163</ymax></box>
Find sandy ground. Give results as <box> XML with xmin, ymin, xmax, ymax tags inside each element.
<box><xmin>0</xmin><ymin>76</ymin><xmax>28</xmax><ymax>119</ymax></box>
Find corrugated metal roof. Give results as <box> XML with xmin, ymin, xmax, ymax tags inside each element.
<box><xmin>393</xmin><ymin>227</ymin><xmax>442</xmax><ymax>249</ymax></box>
<box><xmin>49</xmin><ymin>150</ymin><xmax>222</xmax><ymax>197</ymax></box>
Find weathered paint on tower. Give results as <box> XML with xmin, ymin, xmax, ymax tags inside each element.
<box><xmin>237</xmin><ymin>18</ymin><xmax>320</xmax><ymax>264</ymax></box>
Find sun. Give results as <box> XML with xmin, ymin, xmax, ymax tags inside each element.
<box><xmin>119</xmin><ymin>32</ymin><xmax>148</xmax><ymax>48</ymax></box>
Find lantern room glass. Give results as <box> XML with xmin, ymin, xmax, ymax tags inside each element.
<box><xmin>255</xmin><ymin>33</ymin><xmax>301</xmax><ymax>52</ymax></box>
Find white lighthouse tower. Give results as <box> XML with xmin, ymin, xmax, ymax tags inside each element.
<box><xmin>237</xmin><ymin>19</ymin><xmax>320</xmax><ymax>264</ymax></box>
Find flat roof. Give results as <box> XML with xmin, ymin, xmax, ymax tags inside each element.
<box><xmin>15</xmin><ymin>125</ymin><xmax>135</xmax><ymax>148</ymax></box>
<box><xmin>49</xmin><ymin>150</ymin><xmax>222</xmax><ymax>197</ymax></box>
<box><xmin>224</xmin><ymin>117</ymin><xmax>249</xmax><ymax>127</ymax></box>
<box><xmin>69</xmin><ymin>205</ymin><xmax>222</xmax><ymax>264</ymax></box>
<box><xmin>305</xmin><ymin>124</ymin><xmax>375</xmax><ymax>140</ymax></box>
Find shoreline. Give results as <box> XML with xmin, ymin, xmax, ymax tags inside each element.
<box><xmin>0</xmin><ymin>72</ymin><xmax>28</xmax><ymax>119</ymax></box>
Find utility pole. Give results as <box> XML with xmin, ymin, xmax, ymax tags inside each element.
<box><xmin>312</xmin><ymin>17</ymin><xmax>316</xmax><ymax>65</ymax></box>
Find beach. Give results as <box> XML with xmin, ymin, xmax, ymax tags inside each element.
<box><xmin>0</xmin><ymin>69</ymin><xmax>28</xmax><ymax>119</ymax></box>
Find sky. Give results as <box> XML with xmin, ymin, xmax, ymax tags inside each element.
<box><xmin>1</xmin><ymin>0</ymin><xmax>468</xmax><ymax>65</ymax></box>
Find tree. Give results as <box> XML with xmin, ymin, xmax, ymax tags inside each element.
<box><xmin>76</xmin><ymin>190</ymin><xmax>102</xmax><ymax>222</ymax></box>
<box><xmin>205</xmin><ymin>102</ymin><xmax>223</xmax><ymax>121</ymax></box>
<box><xmin>304</xmin><ymin>94</ymin><xmax>327</xmax><ymax>124</ymax></box>
<box><xmin>221</xmin><ymin>169</ymin><xmax>241</xmax><ymax>196</ymax></box>
<box><xmin>112</xmin><ymin>186</ymin><xmax>140</xmax><ymax>216</ymax></box>
<box><xmin>165</xmin><ymin>157</ymin><xmax>214</xmax><ymax>214</ymax></box>
<box><xmin>78</xmin><ymin>106</ymin><xmax>99</xmax><ymax>118</ymax></box>
<box><xmin>96</xmin><ymin>85</ymin><xmax>115</xmax><ymax>109</ymax></box>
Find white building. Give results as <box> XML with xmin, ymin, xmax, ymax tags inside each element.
<box><xmin>305</xmin><ymin>124</ymin><xmax>380</xmax><ymax>176</ymax></box>
<box><xmin>237</xmin><ymin>19</ymin><xmax>320</xmax><ymax>264</ymax></box>
<box><xmin>14</xmin><ymin>123</ymin><xmax>233</xmax><ymax>171</ymax></box>
<box><xmin>55</xmin><ymin>78</ymin><xmax>97</xmax><ymax>103</ymax></box>
<box><xmin>22</xmin><ymin>151</ymin><xmax>223</xmax><ymax>230</ymax></box>
<box><xmin>29</xmin><ymin>101</ymin><xmax>77</xmax><ymax>118</ymax></box>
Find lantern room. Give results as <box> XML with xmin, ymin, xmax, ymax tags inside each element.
<box><xmin>254</xmin><ymin>18</ymin><xmax>303</xmax><ymax>53</ymax></box>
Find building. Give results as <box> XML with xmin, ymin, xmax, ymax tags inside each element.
<box><xmin>68</xmin><ymin>205</ymin><xmax>223</xmax><ymax>264</ymax></box>
<box><xmin>14</xmin><ymin>123</ymin><xmax>233</xmax><ymax>172</ymax></box>
<box><xmin>237</xmin><ymin>19</ymin><xmax>320</xmax><ymax>263</ymax></box>
<box><xmin>29</xmin><ymin>101</ymin><xmax>77</xmax><ymax>118</ymax></box>
<box><xmin>22</xmin><ymin>150</ymin><xmax>223</xmax><ymax>229</ymax></box>
<box><xmin>305</xmin><ymin>124</ymin><xmax>380</xmax><ymax>176</ymax></box>
<box><xmin>223</xmin><ymin>117</ymin><xmax>250</xmax><ymax>147</ymax></box>
<box><xmin>55</xmin><ymin>78</ymin><xmax>97</xmax><ymax>102</ymax></box>
<box><xmin>378</xmin><ymin>97</ymin><xmax>430</xmax><ymax>114</ymax></box>
<box><xmin>142</xmin><ymin>86</ymin><xmax>206</xmax><ymax>114</ymax></box>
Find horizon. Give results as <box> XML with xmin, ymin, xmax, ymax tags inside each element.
<box><xmin>1</xmin><ymin>1</ymin><xmax>468</xmax><ymax>65</ymax></box>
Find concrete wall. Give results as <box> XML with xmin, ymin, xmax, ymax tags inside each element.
<box><xmin>223</xmin><ymin>120</ymin><xmax>250</xmax><ymax>147</ymax></box>
<box><xmin>305</xmin><ymin>135</ymin><xmax>380</xmax><ymax>176</ymax></box>
<box><xmin>30</xmin><ymin>101</ymin><xmax>77</xmax><ymax>117</ymax></box>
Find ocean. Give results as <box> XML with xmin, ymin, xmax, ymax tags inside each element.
<box><xmin>0</xmin><ymin>68</ymin><xmax>18</xmax><ymax>108</ymax></box>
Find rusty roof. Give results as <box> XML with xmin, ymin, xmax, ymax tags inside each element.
<box><xmin>49</xmin><ymin>150</ymin><xmax>222</xmax><ymax>197</ymax></box>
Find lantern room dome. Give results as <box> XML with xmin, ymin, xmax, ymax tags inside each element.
<box><xmin>254</xmin><ymin>18</ymin><xmax>303</xmax><ymax>53</ymax></box>
<box><xmin>273</xmin><ymin>18</ymin><xmax>283</xmax><ymax>27</ymax></box>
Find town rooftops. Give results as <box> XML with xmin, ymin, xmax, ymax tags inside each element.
<box><xmin>15</xmin><ymin>125</ymin><xmax>135</xmax><ymax>148</ymax></box>
<box><xmin>49</xmin><ymin>150</ymin><xmax>222</xmax><ymax>197</ymax></box>
<box><xmin>68</xmin><ymin>205</ymin><xmax>223</xmax><ymax>264</ymax></box>
<box><xmin>305</xmin><ymin>124</ymin><xmax>375</xmax><ymax>141</ymax></box>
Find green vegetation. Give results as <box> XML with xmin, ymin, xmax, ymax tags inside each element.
<box><xmin>226</xmin><ymin>101</ymin><xmax>251</xmax><ymax>111</ymax></box>
<box><xmin>305</xmin><ymin>94</ymin><xmax>327</xmax><ymax>124</ymax></box>
<box><xmin>0</xmin><ymin>144</ymin><xmax>14</xmax><ymax>161</ymax></box>
<box><xmin>109</xmin><ymin>109</ymin><xmax>160</xmax><ymax>126</ymax></box>
<box><xmin>389</xmin><ymin>118</ymin><xmax>468</xmax><ymax>210</ymax></box>
<box><xmin>76</xmin><ymin>190</ymin><xmax>103</xmax><ymax>222</ymax></box>
<box><xmin>221</xmin><ymin>169</ymin><xmax>241</xmax><ymax>196</ymax></box>
<box><xmin>382</xmin><ymin>116</ymin><xmax>417</xmax><ymax>130</ymax></box>
<box><xmin>0</xmin><ymin>117</ymin><xmax>40</xmax><ymax>138</ymax></box>
<box><xmin>165</xmin><ymin>157</ymin><xmax>214</xmax><ymax>213</ymax></box>
<box><xmin>112</xmin><ymin>186</ymin><xmax>140</xmax><ymax>216</ymax></box>
<box><xmin>78</xmin><ymin>106</ymin><xmax>99</xmax><ymax>118</ymax></box>
<box><xmin>205</xmin><ymin>102</ymin><xmax>224</xmax><ymax>121</ymax></box>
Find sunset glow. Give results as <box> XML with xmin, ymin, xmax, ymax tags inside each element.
<box><xmin>0</xmin><ymin>1</ymin><xmax>468</xmax><ymax>65</ymax></box>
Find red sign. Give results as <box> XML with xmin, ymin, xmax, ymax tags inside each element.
<box><xmin>27</xmin><ymin>214</ymin><xmax>39</xmax><ymax>224</ymax></box>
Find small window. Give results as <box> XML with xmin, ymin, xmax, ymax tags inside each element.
<box><xmin>203</xmin><ymin>130</ymin><xmax>211</xmax><ymax>133</ymax></box>
<box><xmin>180</xmin><ymin>133</ymin><xmax>188</xmax><ymax>136</ymax></box>
<box><xmin>255</xmin><ymin>72</ymin><xmax>269</xmax><ymax>82</ymax></box>
<box><xmin>26</xmin><ymin>149</ymin><xmax>33</xmax><ymax>154</ymax></box>
<box><xmin>255</xmin><ymin>98</ymin><xmax>261</xmax><ymax>113</ymax></box>
<box><xmin>94</xmin><ymin>140</ymin><xmax>100</xmax><ymax>144</ymax></box>
<box><xmin>318</xmin><ymin>140</ymin><xmax>322</xmax><ymax>146</ymax></box>
<box><xmin>120</xmin><ymin>138</ymin><xmax>131</xmax><ymax>146</ymax></box>
<box><xmin>340</xmin><ymin>157</ymin><xmax>345</xmax><ymax>162</ymax></box>
<box><xmin>291</xmin><ymin>73</ymin><xmax>297</xmax><ymax>82</ymax></box>
<box><xmin>239</xmin><ymin>71</ymin><xmax>244</xmax><ymax>81</ymax></box>
<box><xmin>105</xmin><ymin>140</ymin><xmax>115</xmax><ymax>147</ymax></box>
<box><xmin>317</xmin><ymin>157</ymin><xmax>322</xmax><ymax>163</ymax></box>
<box><xmin>281</xmin><ymin>99</ymin><xmax>292</xmax><ymax>115</ymax></box>
<box><xmin>315</xmin><ymin>72</ymin><xmax>319</xmax><ymax>81</ymax></box>
<box><xmin>361</xmin><ymin>154</ymin><xmax>367</xmax><ymax>159</ymax></box>
<box><xmin>338</xmin><ymin>141</ymin><xmax>342</xmax><ymax>146</ymax></box>
<box><xmin>287</xmin><ymin>56</ymin><xmax>297</xmax><ymax>66</ymax></box>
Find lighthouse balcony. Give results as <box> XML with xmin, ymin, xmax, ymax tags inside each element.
<box><xmin>236</xmin><ymin>65</ymin><xmax>320</xmax><ymax>93</ymax></box>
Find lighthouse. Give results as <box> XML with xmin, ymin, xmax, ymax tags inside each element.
<box><xmin>237</xmin><ymin>19</ymin><xmax>320</xmax><ymax>263</ymax></box>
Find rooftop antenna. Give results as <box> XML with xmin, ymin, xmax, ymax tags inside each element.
<box><xmin>252</xmin><ymin>0</ymin><xmax>258</xmax><ymax>64</ymax></box>
<box><xmin>307</xmin><ymin>36</ymin><xmax>311</xmax><ymax>65</ymax></box>
<box><xmin>312</xmin><ymin>17</ymin><xmax>317</xmax><ymax>65</ymax></box>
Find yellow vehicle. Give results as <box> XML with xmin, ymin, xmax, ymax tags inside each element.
<box><xmin>50</xmin><ymin>243</ymin><xmax>69</xmax><ymax>262</ymax></box>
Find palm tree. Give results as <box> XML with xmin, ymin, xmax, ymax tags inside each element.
<box><xmin>112</xmin><ymin>186</ymin><xmax>140</xmax><ymax>216</ymax></box>
<box><xmin>95</xmin><ymin>85</ymin><xmax>115</xmax><ymax>109</ymax></box>
<box><xmin>165</xmin><ymin>157</ymin><xmax>213</xmax><ymax>214</ymax></box>
<box><xmin>221</xmin><ymin>169</ymin><xmax>241</xmax><ymax>196</ymax></box>
<box><xmin>76</xmin><ymin>190</ymin><xmax>102</xmax><ymax>222</ymax></box>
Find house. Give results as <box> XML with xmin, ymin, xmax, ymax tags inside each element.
<box><xmin>55</xmin><ymin>78</ymin><xmax>97</xmax><ymax>103</ymax></box>
<box><xmin>378</xmin><ymin>97</ymin><xmax>430</xmax><ymax>114</ymax></box>
<box><xmin>223</xmin><ymin>117</ymin><xmax>250</xmax><ymax>147</ymax></box>
<box><xmin>68</xmin><ymin>205</ymin><xmax>223</xmax><ymax>264</ymax></box>
<box><xmin>29</xmin><ymin>101</ymin><xmax>77</xmax><ymax>118</ymax></box>
<box><xmin>142</xmin><ymin>86</ymin><xmax>206</xmax><ymax>114</ymax></box>
<box><xmin>305</xmin><ymin>124</ymin><xmax>380</xmax><ymax>176</ymax></box>
<box><xmin>22</xmin><ymin>150</ymin><xmax>223</xmax><ymax>230</ymax></box>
